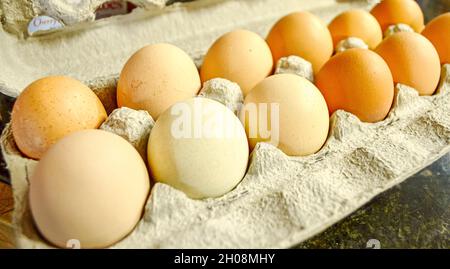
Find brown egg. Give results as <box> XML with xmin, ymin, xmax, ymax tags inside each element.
<box><xmin>370</xmin><ymin>0</ymin><xmax>424</xmax><ymax>32</ymax></box>
<box><xmin>422</xmin><ymin>12</ymin><xmax>450</xmax><ymax>65</ymax></box>
<box><xmin>11</xmin><ymin>76</ymin><xmax>107</xmax><ymax>159</ymax></box>
<box><xmin>316</xmin><ymin>49</ymin><xmax>394</xmax><ymax>123</ymax></box>
<box><xmin>30</xmin><ymin>130</ymin><xmax>150</xmax><ymax>248</ymax></box>
<box><xmin>241</xmin><ymin>74</ymin><xmax>329</xmax><ymax>156</ymax></box>
<box><xmin>117</xmin><ymin>43</ymin><xmax>201</xmax><ymax>119</ymax></box>
<box><xmin>375</xmin><ymin>32</ymin><xmax>441</xmax><ymax>96</ymax></box>
<box><xmin>266</xmin><ymin>11</ymin><xmax>333</xmax><ymax>74</ymax></box>
<box><xmin>200</xmin><ymin>29</ymin><xmax>273</xmax><ymax>95</ymax></box>
<box><xmin>328</xmin><ymin>9</ymin><xmax>383</xmax><ymax>50</ymax></box>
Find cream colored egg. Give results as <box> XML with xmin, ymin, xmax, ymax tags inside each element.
<box><xmin>241</xmin><ymin>74</ymin><xmax>329</xmax><ymax>156</ymax></box>
<box><xmin>30</xmin><ymin>130</ymin><xmax>150</xmax><ymax>249</ymax></box>
<box><xmin>117</xmin><ymin>43</ymin><xmax>201</xmax><ymax>119</ymax></box>
<box><xmin>148</xmin><ymin>97</ymin><xmax>249</xmax><ymax>199</ymax></box>
<box><xmin>200</xmin><ymin>29</ymin><xmax>273</xmax><ymax>96</ymax></box>
<box><xmin>11</xmin><ymin>76</ymin><xmax>107</xmax><ymax>160</ymax></box>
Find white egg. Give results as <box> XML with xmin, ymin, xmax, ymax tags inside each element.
<box><xmin>148</xmin><ymin>97</ymin><xmax>249</xmax><ymax>199</ymax></box>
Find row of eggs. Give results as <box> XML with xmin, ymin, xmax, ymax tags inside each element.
<box><xmin>9</xmin><ymin>0</ymin><xmax>449</xmax><ymax>248</ymax></box>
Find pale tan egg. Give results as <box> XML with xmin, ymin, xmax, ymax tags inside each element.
<box><xmin>30</xmin><ymin>130</ymin><xmax>150</xmax><ymax>249</ymax></box>
<box><xmin>11</xmin><ymin>76</ymin><xmax>107</xmax><ymax>160</ymax></box>
<box><xmin>370</xmin><ymin>0</ymin><xmax>425</xmax><ymax>32</ymax></box>
<box><xmin>328</xmin><ymin>9</ymin><xmax>383</xmax><ymax>50</ymax></box>
<box><xmin>316</xmin><ymin>49</ymin><xmax>394</xmax><ymax>123</ymax></box>
<box><xmin>422</xmin><ymin>12</ymin><xmax>450</xmax><ymax>65</ymax></box>
<box><xmin>200</xmin><ymin>29</ymin><xmax>273</xmax><ymax>96</ymax></box>
<box><xmin>148</xmin><ymin>97</ymin><xmax>249</xmax><ymax>199</ymax></box>
<box><xmin>241</xmin><ymin>74</ymin><xmax>329</xmax><ymax>156</ymax></box>
<box><xmin>266</xmin><ymin>11</ymin><xmax>334</xmax><ymax>74</ymax></box>
<box><xmin>117</xmin><ymin>43</ymin><xmax>201</xmax><ymax>119</ymax></box>
<box><xmin>375</xmin><ymin>32</ymin><xmax>441</xmax><ymax>95</ymax></box>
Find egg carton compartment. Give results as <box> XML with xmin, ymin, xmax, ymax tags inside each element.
<box><xmin>1</xmin><ymin>0</ymin><xmax>449</xmax><ymax>248</ymax></box>
<box><xmin>2</xmin><ymin>65</ymin><xmax>449</xmax><ymax>248</ymax></box>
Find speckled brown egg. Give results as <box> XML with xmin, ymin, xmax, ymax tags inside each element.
<box><xmin>375</xmin><ymin>32</ymin><xmax>441</xmax><ymax>95</ymax></box>
<box><xmin>266</xmin><ymin>11</ymin><xmax>333</xmax><ymax>74</ymax></box>
<box><xmin>11</xmin><ymin>76</ymin><xmax>107</xmax><ymax>159</ymax></box>
<box><xmin>328</xmin><ymin>9</ymin><xmax>383</xmax><ymax>50</ymax></box>
<box><xmin>200</xmin><ymin>29</ymin><xmax>273</xmax><ymax>96</ymax></box>
<box><xmin>422</xmin><ymin>12</ymin><xmax>450</xmax><ymax>65</ymax></box>
<box><xmin>370</xmin><ymin>0</ymin><xmax>425</xmax><ymax>32</ymax></box>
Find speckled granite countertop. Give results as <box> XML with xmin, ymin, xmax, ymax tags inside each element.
<box><xmin>0</xmin><ymin>94</ymin><xmax>14</xmax><ymax>184</ymax></box>
<box><xmin>296</xmin><ymin>153</ymin><xmax>450</xmax><ymax>249</ymax></box>
<box><xmin>0</xmin><ymin>0</ymin><xmax>448</xmax><ymax>249</ymax></box>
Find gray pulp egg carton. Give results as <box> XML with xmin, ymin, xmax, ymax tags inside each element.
<box><xmin>0</xmin><ymin>0</ymin><xmax>168</xmax><ymax>38</ymax></box>
<box><xmin>1</xmin><ymin>0</ymin><xmax>449</xmax><ymax>248</ymax></box>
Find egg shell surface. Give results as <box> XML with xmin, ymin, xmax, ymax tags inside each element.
<box><xmin>316</xmin><ymin>48</ymin><xmax>394</xmax><ymax>123</ymax></box>
<box><xmin>375</xmin><ymin>32</ymin><xmax>441</xmax><ymax>96</ymax></box>
<box><xmin>200</xmin><ymin>29</ymin><xmax>273</xmax><ymax>96</ymax></box>
<box><xmin>266</xmin><ymin>11</ymin><xmax>333</xmax><ymax>74</ymax></box>
<box><xmin>11</xmin><ymin>76</ymin><xmax>107</xmax><ymax>160</ymax></box>
<box><xmin>328</xmin><ymin>9</ymin><xmax>383</xmax><ymax>49</ymax></box>
<box><xmin>241</xmin><ymin>74</ymin><xmax>330</xmax><ymax>156</ymax></box>
<box><xmin>29</xmin><ymin>130</ymin><xmax>150</xmax><ymax>249</ymax></box>
<box><xmin>422</xmin><ymin>12</ymin><xmax>450</xmax><ymax>65</ymax></box>
<box><xmin>118</xmin><ymin>43</ymin><xmax>201</xmax><ymax>119</ymax></box>
<box><xmin>148</xmin><ymin>97</ymin><xmax>249</xmax><ymax>199</ymax></box>
<box><xmin>370</xmin><ymin>0</ymin><xmax>425</xmax><ymax>32</ymax></box>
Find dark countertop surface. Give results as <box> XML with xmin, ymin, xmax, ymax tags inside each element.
<box><xmin>296</xmin><ymin>154</ymin><xmax>450</xmax><ymax>249</ymax></box>
<box><xmin>0</xmin><ymin>0</ymin><xmax>448</xmax><ymax>249</ymax></box>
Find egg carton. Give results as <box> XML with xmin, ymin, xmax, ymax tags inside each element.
<box><xmin>1</xmin><ymin>0</ymin><xmax>449</xmax><ymax>248</ymax></box>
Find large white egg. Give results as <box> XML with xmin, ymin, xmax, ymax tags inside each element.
<box><xmin>29</xmin><ymin>130</ymin><xmax>150</xmax><ymax>249</ymax></box>
<box><xmin>147</xmin><ymin>97</ymin><xmax>249</xmax><ymax>199</ymax></box>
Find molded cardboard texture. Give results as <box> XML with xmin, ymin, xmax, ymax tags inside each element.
<box><xmin>0</xmin><ymin>0</ymin><xmax>168</xmax><ymax>37</ymax></box>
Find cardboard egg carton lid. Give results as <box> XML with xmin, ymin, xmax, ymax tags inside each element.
<box><xmin>0</xmin><ymin>0</ymin><xmax>374</xmax><ymax>98</ymax></box>
<box><xmin>0</xmin><ymin>0</ymin><xmax>168</xmax><ymax>37</ymax></box>
<box><xmin>1</xmin><ymin>0</ymin><xmax>450</xmax><ymax>248</ymax></box>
